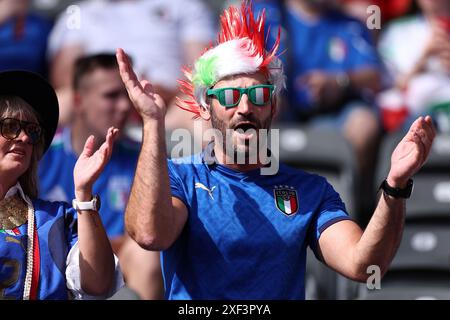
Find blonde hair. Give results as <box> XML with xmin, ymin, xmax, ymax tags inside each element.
<box><xmin>0</xmin><ymin>95</ymin><xmax>45</xmax><ymax>198</ymax></box>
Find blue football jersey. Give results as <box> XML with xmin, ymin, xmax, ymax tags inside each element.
<box><xmin>0</xmin><ymin>199</ymin><xmax>77</xmax><ymax>299</ymax></box>
<box><xmin>163</xmin><ymin>144</ymin><xmax>351</xmax><ymax>299</ymax></box>
<box><xmin>38</xmin><ymin>128</ymin><xmax>139</xmax><ymax>238</ymax></box>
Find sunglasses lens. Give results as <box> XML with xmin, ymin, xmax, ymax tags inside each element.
<box><xmin>25</xmin><ymin>123</ymin><xmax>42</xmax><ymax>144</ymax></box>
<box><xmin>249</xmin><ymin>86</ymin><xmax>272</xmax><ymax>105</ymax></box>
<box><xmin>219</xmin><ymin>88</ymin><xmax>241</xmax><ymax>107</ymax></box>
<box><xmin>1</xmin><ymin>119</ymin><xmax>21</xmax><ymax>140</ymax></box>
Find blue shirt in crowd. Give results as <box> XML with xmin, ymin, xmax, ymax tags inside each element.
<box><xmin>0</xmin><ymin>14</ymin><xmax>52</xmax><ymax>76</ymax></box>
<box><xmin>253</xmin><ymin>0</ymin><xmax>381</xmax><ymax>111</ymax></box>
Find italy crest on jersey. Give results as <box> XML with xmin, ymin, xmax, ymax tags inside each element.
<box><xmin>274</xmin><ymin>186</ymin><xmax>298</xmax><ymax>216</ymax></box>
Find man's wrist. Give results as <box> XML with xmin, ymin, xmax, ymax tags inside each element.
<box><xmin>386</xmin><ymin>176</ymin><xmax>409</xmax><ymax>189</ymax></box>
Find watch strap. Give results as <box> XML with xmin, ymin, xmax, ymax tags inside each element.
<box><xmin>379</xmin><ymin>179</ymin><xmax>414</xmax><ymax>199</ymax></box>
<box><xmin>72</xmin><ymin>195</ymin><xmax>99</xmax><ymax>211</ymax></box>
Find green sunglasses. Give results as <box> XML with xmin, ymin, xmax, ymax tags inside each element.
<box><xmin>206</xmin><ymin>84</ymin><xmax>275</xmax><ymax>108</ymax></box>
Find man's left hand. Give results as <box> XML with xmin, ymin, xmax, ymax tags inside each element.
<box><xmin>387</xmin><ymin>116</ymin><xmax>436</xmax><ymax>188</ymax></box>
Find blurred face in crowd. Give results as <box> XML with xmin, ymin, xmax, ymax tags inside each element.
<box><xmin>0</xmin><ymin>0</ymin><xmax>30</xmax><ymax>17</ymax></box>
<box><xmin>202</xmin><ymin>72</ymin><xmax>275</xmax><ymax>160</ymax></box>
<box><xmin>418</xmin><ymin>0</ymin><xmax>450</xmax><ymax>16</ymax></box>
<box><xmin>340</xmin><ymin>0</ymin><xmax>372</xmax><ymax>23</ymax></box>
<box><xmin>75</xmin><ymin>68</ymin><xmax>132</xmax><ymax>140</ymax></box>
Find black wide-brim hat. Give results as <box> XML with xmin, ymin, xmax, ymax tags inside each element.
<box><xmin>0</xmin><ymin>70</ymin><xmax>59</xmax><ymax>155</ymax></box>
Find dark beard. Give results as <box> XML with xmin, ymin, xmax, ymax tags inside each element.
<box><xmin>210</xmin><ymin>107</ymin><xmax>272</xmax><ymax>163</ymax></box>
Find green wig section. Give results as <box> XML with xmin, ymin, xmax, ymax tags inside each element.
<box><xmin>192</xmin><ymin>54</ymin><xmax>218</xmax><ymax>87</ymax></box>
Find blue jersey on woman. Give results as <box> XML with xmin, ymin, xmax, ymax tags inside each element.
<box><xmin>0</xmin><ymin>199</ymin><xmax>77</xmax><ymax>299</ymax></box>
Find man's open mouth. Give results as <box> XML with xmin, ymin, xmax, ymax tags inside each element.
<box><xmin>233</xmin><ymin>122</ymin><xmax>258</xmax><ymax>132</ymax></box>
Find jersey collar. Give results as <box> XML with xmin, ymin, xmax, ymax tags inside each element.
<box><xmin>5</xmin><ymin>182</ymin><xmax>33</xmax><ymax>207</ymax></box>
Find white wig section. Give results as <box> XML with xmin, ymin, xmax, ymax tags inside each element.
<box><xmin>193</xmin><ymin>38</ymin><xmax>286</xmax><ymax>109</ymax></box>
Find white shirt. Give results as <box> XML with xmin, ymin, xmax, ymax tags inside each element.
<box><xmin>48</xmin><ymin>0</ymin><xmax>216</xmax><ymax>89</ymax></box>
<box><xmin>379</xmin><ymin>15</ymin><xmax>431</xmax><ymax>76</ymax></box>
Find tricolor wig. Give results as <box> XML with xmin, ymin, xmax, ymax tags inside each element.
<box><xmin>177</xmin><ymin>1</ymin><xmax>285</xmax><ymax>117</ymax></box>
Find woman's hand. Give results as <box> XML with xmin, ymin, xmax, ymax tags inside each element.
<box><xmin>74</xmin><ymin>127</ymin><xmax>119</xmax><ymax>200</ymax></box>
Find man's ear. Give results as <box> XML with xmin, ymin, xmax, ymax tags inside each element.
<box><xmin>199</xmin><ymin>103</ymin><xmax>211</xmax><ymax>121</ymax></box>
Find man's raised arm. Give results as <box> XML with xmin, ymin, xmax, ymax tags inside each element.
<box><xmin>116</xmin><ymin>48</ymin><xmax>188</xmax><ymax>250</ymax></box>
<box><xmin>318</xmin><ymin>116</ymin><xmax>436</xmax><ymax>281</ymax></box>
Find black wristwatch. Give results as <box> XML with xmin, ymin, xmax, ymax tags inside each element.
<box><xmin>379</xmin><ymin>179</ymin><xmax>414</xmax><ymax>199</ymax></box>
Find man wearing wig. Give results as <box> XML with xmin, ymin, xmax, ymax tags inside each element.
<box><xmin>117</xmin><ymin>2</ymin><xmax>436</xmax><ymax>299</ymax></box>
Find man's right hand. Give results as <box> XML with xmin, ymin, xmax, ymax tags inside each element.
<box><xmin>116</xmin><ymin>48</ymin><xmax>167</xmax><ymax>122</ymax></box>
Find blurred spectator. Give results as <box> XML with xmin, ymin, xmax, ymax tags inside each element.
<box><xmin>340</xmin><ymin>0</ymin><xmax>412</xmax><ymax>23</ymax></box>
<box><xmin>254</xmin><ymin>0</ymin><xmax>381</xmax><ymax>181</ymax></box>
<box><xmin>31</xmin><ymin>0</ymin><xmax>79</xmax><ymax>19</ymax></box>
<box><xmin>378</xmin><ymin>0</ymin><xmax>450</xmax><ymax>132</ymax></box>
<box><xmin>47</xmin><ymin>0</ymin><xmax>215</xmax><ymax>132</ymax></box>
<box><xmin>0</xmin><ymin>0</ymin><xmax>52</xmax><ymax>76</ymax></box>
<box><xmin>38</xmin><ymin>53</ymin><xmax>163</xmax><ymax>300</ymax></box>
<box><xmin>339</xmin><ymin>0</ymin><xmax>412</xmax><ymax>42</ymax></box>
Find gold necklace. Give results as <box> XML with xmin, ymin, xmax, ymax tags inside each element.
<box><xmin>0</xmin><ymin>195</ymin><xmax>28</xmax><ymax>231</ymax></box>
<box><xmin>0</xmin><ymin>194</ymin><xmax>35</xmax><ymax>300</ymax></box>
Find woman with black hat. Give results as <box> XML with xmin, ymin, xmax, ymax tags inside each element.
<box><xmin>0</xmin><ymin>70</ymin><xmax>121</xmax><ymax>299</ymax></box>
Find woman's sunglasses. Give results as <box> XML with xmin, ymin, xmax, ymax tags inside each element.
<box><xmin>0</xmin><ymin>118</ymin><xmax>42</xmax><ymax>145</ymax></box>
<box><xmin>206</xmin><ymin>84</ymin><xmax>275</xmax><ymax>108</ymax></box>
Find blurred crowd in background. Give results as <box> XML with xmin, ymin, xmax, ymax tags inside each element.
<box><xmin>2</xmin><ymin>0</ymin><xmax>450</xmax><ymax>299</ymax></box>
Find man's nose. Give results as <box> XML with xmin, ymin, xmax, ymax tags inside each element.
<box><xmin>236</xmin><ymin>93</ymin><xmax>251</xmax><ymax>115</ymax></box>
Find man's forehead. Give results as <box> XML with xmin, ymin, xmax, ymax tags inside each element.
<box><xmin>80</xmin><ymin>68</ymin><xmax>123</xmax><ymax>91</ymax></box>
<box><xmin>213</xmin><ymin>72</ymin><xmax>269</xmax><ymax>88</ymax></box>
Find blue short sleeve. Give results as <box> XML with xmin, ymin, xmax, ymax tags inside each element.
<box><xmin>167</xmin><ymin>159</ymin><xmax>188</xmax><ymax>207</ymax></box>
<box><xmin>308</xmin><ymin>179</ymin><xmax>352</xmax><ymax>256</ymax></box>
<box><xmin>64</xmin><ymin>205</ymin><xmax>78</xmax><ymax>249</ymax></box>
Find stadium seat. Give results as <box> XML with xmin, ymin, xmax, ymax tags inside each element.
<box><xmin>390</xmin><ymin>221</ymin><xmax>450</xmax><ymax>271</ymax></box>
